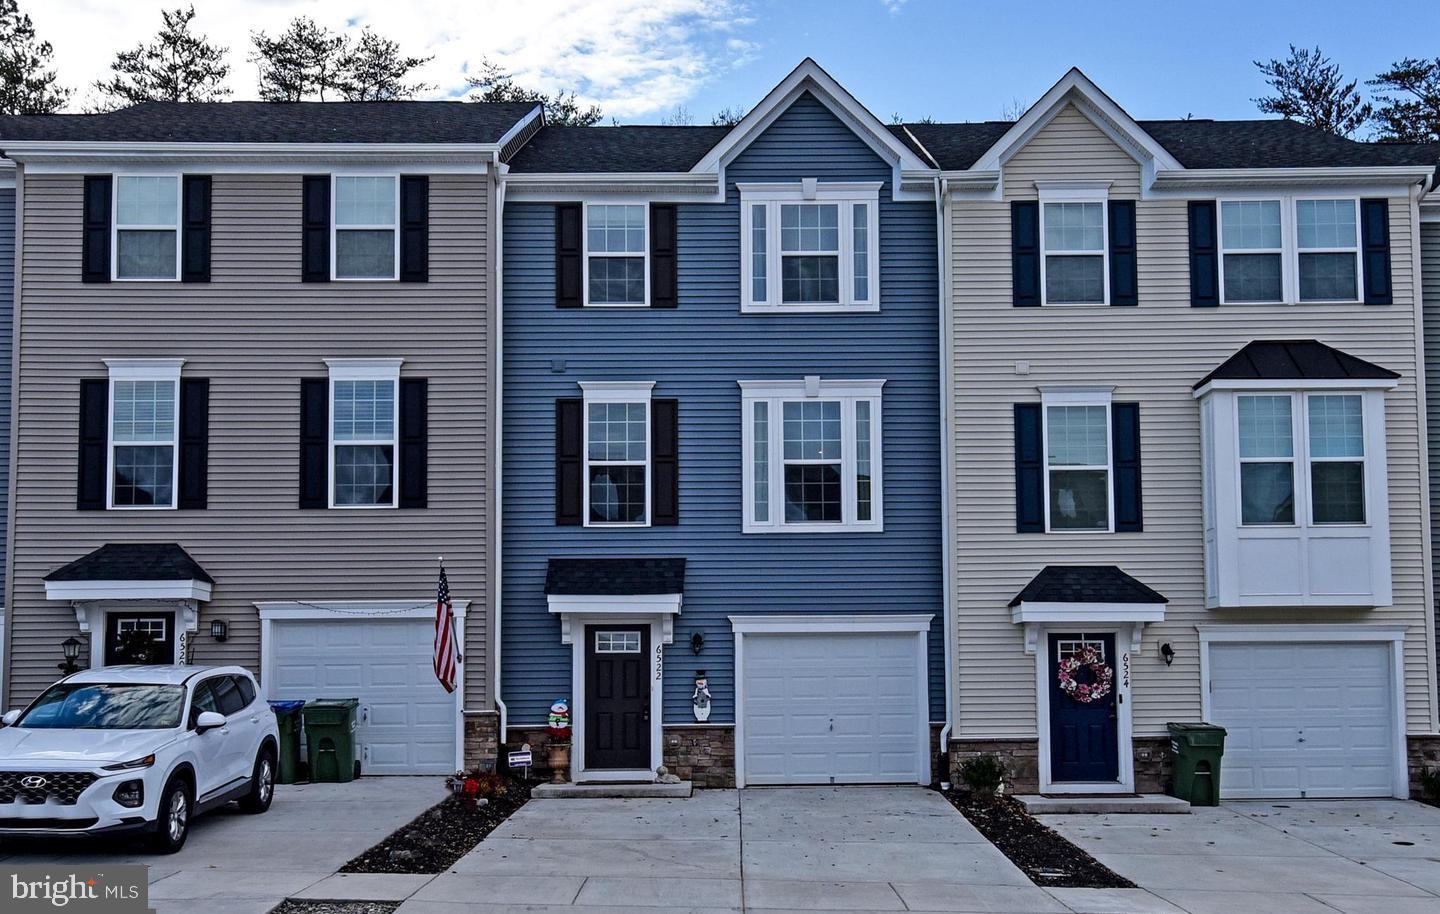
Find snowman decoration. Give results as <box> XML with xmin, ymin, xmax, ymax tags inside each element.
<box><xmin>545</xmin><ymin>698</ymin><xmax>572</xmax><ymax>784</ymax></box>
<box><xmin>547</xmin><ymin>698</ymin><xmax>572</xmax><ymax>740</ymax></box>
<box><xmin>691</xmin><ymin>672</ymin><xmax>712</xmax><ymax>723</ymax></box>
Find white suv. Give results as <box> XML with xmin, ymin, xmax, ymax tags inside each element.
<box><xmin>0</xmin><ymin>665</ymin><xmax>279</xmax><ymax>852</ymax></box>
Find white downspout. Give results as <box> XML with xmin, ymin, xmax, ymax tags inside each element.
<box><xmin>493</xmin><ymin>155</ymin><xmax>508</xmax><ymax>741</ymax></box>
<box><xmin>935</xmin><ymin>175</ymin><xmax>955</xmax><ymax>782</ymax></box>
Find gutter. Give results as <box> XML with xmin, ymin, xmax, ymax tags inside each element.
<box><xmin>935</xmin><ymin>175</ymin><xmax>956</xmax><ymax>777</ymax></box>
<box><xmin>493</xmin><ymin>154</ymin><xmax>509</xmax><ymax>741</ymax></box>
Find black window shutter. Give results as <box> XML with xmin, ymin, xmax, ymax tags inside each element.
<box><xmin>1111</xmin><ymin>402</ymin><xmax>1143</xmax><ymax>532</ymax></box>
<box><xmin>651</xmin><ymin>398</ymin><xmax>679</xmax><ymax>524</ymax></box>
<box><xmin>178</xmin><ymin>378</ymin><xmax>209</xmax><ymax>509</ymax></box>
<box><xmin>400</xmin><ymin>176</ymin><xmax>429</xmax><ymax>283</ymax></box>
<box><xmin>555</xmin><ymin>203</ymin><xmax>583</xmax><ymax>308</ymax></box>
<box><xmin>1188</xmin><ymin>200</ymin><xmax>1219</xmax><ymax>307</ymax></box>
<box><xmin>649</xmin><ymin>203</ymin><xmax>678</xmax><ymax>308</ymax></box>
<box><xmin>76</xmin><ymin>379</ymin><xmax>109</xmax><ymax>510</ymax></box>
<box><xmin>301</xmin><ymin>175</ymin><xmax>330</xmax><ymax>283</ymax></box>
<box><xmin>1014</xmin><ymin>403</ymin><xmax>1044</xmax><ymax>532</ymax></box>
<box><xmin>181</xmin><ymin>175</ymin><xmax>211</xmax><ymax>283</ymax></box>
<box><xmin>1012</xmin><ymin>201</ymin><xmax>1040</xmax><ymax>307</ymax></box>
<box><xmin>556</xmin><ymin>398</ymin><xmax>583</xmax><ymax>524</ymax></box>
<box><xmin>299</xmin><ymin>378</ymin><xmax>329</xmax><ymax>509</ymax></box>
<box><xmin>1360</xmin><ymin>198</ymin><xmax>1392</xmax><ymax>305</ymax></box>
<box><xmin>82</xmin><ymin>176</ymin><xmax>112</xmax><ymax>284</ymax></box>
<box><xmin>1108</xmin><ymin>200</ymin><xmax>1138</xmax><ymax>306</ymax></box>
<box><xmin>398</xmin><ymin>378</ymin><xmax>428</xmax><ymax>508</ymax></box>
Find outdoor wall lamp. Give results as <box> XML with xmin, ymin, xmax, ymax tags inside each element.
<box><xmin>211</xmin><ymin>619</ymin><xmax>229</xmax><ymax>642</ymax></box>
<box><xmin>1160</xmin><ymin>643</ymin><xmax>1175</xmax><ymax>667</ymax></box>
<box><xmin>58</xmin><ymin>637</ymin><xmax>82</xmax><ymax>674</ymax></box>
<box><xmin>690</xmin><ymin>631</ymin><xmax>704</xmax><ymax>655</ymax></box>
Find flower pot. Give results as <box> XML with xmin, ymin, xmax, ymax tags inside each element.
<box><xmin>547</xmin><ymin>743</ymin><xmax>571</xmax><ymax>784</ymax></box>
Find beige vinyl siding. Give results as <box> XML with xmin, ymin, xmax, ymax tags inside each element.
<box><xmin>4</xmin><ymin>172</ymin><xmax>493</xmax><ymax>710</ymax></box>
<box><xmin>1425</xmin><ymin>219</ymin><xmax>1440</xmax><ymax>682</ymax></box>
<box><xmin>951</xmin><ymin>104</ymin><xmax>1433</xmax><ymax>738</ymax></box>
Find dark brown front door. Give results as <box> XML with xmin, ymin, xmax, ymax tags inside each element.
<box><xmin>584</xmin><ymin>625</ymin><xmax>650</xmax><ymax>770</ymax></box>
<box><xmin>104</xmin><ymin>612</ymin><xmax>176</xmax><ymax>666</ymax></box>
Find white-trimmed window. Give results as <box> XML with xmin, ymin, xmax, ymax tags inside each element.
<box><xmin>333</xmin><ymin>175</ymin><xmax>399</xmax><ymax>280</ymax></box>
<box><xmin>114</xmin><ymin>175</ymin><xmax>181</xmax><ymax>281</ymax></box>
<box><xmin>1238</xmin><ymin>392</ymin><xmax>1367</xmax><ymax>526</ymax></box>
<box><xmin>105</xmin><ymin>358</ymin><xmax>183</xmax><ymax>509</ymax></box>
<box><xmin>582</xmin><ymin>381</ymin><xmax>653</xmax><ymax>526</ymax></box>
<box><xmin>327</xmin><ymin>358</ymin><xmax>402</xmax><ymax>508</ymax></box>
<box><xmin>1042</xmin><ymin>388</ymin><xmax>1112</xmax><ymax>532</ymax></box>
<box><xmin>741</xmin><ymin>377</ymin><xmax>883</xmax><ymax>532</ymax></box>
<box><xmin>740</xmin><ymin>181</ymin><xmax>880</xmax><ymax>312</ymax></box>
<box><xmin>1218</xmin><ymin>196</ymin><xmax>1361</xmax><ymax>304</ymax></box>
<box><xmin>584</xmin><ymin>203</ymin><xmax>648</xmax><ymax>306</ymax></box>
<box><xmin>1041</xmin><ymin>200</ymin><xmax>1107</xmax><ymax>304</ymax></box>
<box><xmin>595</xmin><ymin>630</ymin><xmax>641</xmax><ymax>653</ymax></box>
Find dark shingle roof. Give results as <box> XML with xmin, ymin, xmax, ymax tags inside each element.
<box><xmin>545</xmin><ymin>557</ymin><xmax>686</xmax><ymax>595</ymax></box>
<box><xmin>44</xmin><ymin>543</ymin><xmax>214</xmax><ymax>583</ymax></box>
<box><xmin>507</xmin><ymin>125</ymin><xmax>731</xmax><ymax>173</ymax></box>
<box><xmin>1195</xmin><ymin>340</ymin><xmax>1400</xmax><ymax>389</ymax></box>
<box><xmin>0</xmin><ymin>100</ymin><xmax>538</xmax><ymax>145</ymax></box>
<box><xmin>1008</xmin><ymin>566</ymin><xmax>1168</xmax><ymax>607</ymax></box>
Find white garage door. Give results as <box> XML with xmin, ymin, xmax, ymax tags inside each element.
<box><xmin>270</xmin><ymin>619</ymin><xmax>456</xmax><ymax>775</ymax></box>
<box><xmin>1209</xmin><ymin>642</ymin><xmax>1396</xmax><ymax>799</ymax></box>
<box><xmin>741</xmin><ymin>632</ymin><xmax>925</xmax><ymax>785</ymax></box>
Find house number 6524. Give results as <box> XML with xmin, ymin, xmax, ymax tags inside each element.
<box><xmin>1122</xmin><ymin>652</ymin><xmax>1131</xmax><ymax>687</ymax></box>
<box><xmin>655</xmin><ymin>644</ymin><xmax>663</xmax><ymax>681</ymax></box>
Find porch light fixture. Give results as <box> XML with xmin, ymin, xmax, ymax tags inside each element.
<box><xmin>210</xmin><ymin>619</ymin><xmax>228</xmax><ymax>642</ymax></box>
<box><xmin>690</xmin><ymin>631</ymin><xmax>704</xmax><ymax>655</ymax></box>
<box><xmin>1160</xmin><ymin>643</ymin><xmax>1175</xmax><ymax>667</ymax></box>
<box><xmin>59</xmin><ymin>637</ymin><xmax>82</xmax><ymax>674</ymax></box>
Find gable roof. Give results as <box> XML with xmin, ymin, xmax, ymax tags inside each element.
<box><xmin>1008</xmin><ymin>565</ymin><xmax>1168</xmax><ymax>607</ymax></box>
<box><xmin>1195</xmin><ymin>340</ymin><xmax>1401</xmax><ymax>389</ymax></box>
<box><xmin>44</xmin><ymin>543</ymin><xmax>214</xmax><ymax>583</ymax></box>
<box><xmin>544</xmin><ymin>557</ymin><xmax>687</xmax><ymax>596</ymax></box>
<box><xmin>507</xmin><ymin>125</ymin><xmax>730</xmax><ymax>173</ymax></box>
<box><xmin>0</xmin><ymin>100</ymin><xmax>540</xmax><ymax>146</ymax></box>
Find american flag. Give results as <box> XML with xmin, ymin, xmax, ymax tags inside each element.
<box><xmin>433</xmin><ymin>564</ymin><xmax>458</xmax><ymax>693</ymax></box>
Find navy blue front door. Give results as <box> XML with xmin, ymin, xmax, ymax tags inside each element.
<box><xmin>1048</xmin><ymin>633</ymin><xmax>1120</xmax><ymax>783</ymax></box>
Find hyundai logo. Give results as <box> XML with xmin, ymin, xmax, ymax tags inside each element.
<box><xmin>18</xmin><ymin>776</ymin><xmax>48</xmax><ymax>790</ymax></box>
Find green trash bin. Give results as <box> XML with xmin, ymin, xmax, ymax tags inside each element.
<box><xmin>1168</xmin><ymin>722</ymin><xmax>1226</xmax><ymax>807</ymax></box>
<box><xmin>304</xmin><ymin>698</ymin><xmax>360</xmax><ymax>783</ymax></box>
<box><xmin>268</xmin><ymin>700</ymin><xmax>306</xmax><ymax>784</ymax></box>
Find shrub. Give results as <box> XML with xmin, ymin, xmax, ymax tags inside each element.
<box><xmin>1421</xmin><ymin>766</ymin><xmax>1440</xmax><ymax>803</ymax></box>
<box><xmin>957</xmin><ymin>753</ymin><xmax>1007</xmax><ymax>794</ymax></box>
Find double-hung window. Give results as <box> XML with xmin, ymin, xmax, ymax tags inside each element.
<box><xmin>333</xmin><ymin>175</ymin><xmax>399</xmax><ymax>280</ymax></box>
<box><xmin>1041</xmin><ymin>200</ymin><xmax>1107</xmax><ymax>304</ymax></box>
<box><xmin>1218</xmin><ymin>197</ymin><xmax>1361</xmax><ymax>304</ymax></box>
<box><xmin>585</xmin><ymin>204</ymin><xmax>647</xmax><ymax>306</ymax></box>
<box><xmin>741</xmin><ymin>378</ymin><xmax>883</xmax><ymax>532</ymax></box>
<box><xmin>106</xmin><ymin>359</ymin><xmax>183</xmax><ymax>509</ymax></box>
<box><xmin>1238</xmin><ymin>392</ymin><xmax>1367</xmax><ymax>526</ymax></box>
<box><xmin>328</xmin><ymin>360</ymin><xmax>401</xmax><ymax>508</ymax></box>
<box><xmin>581</xmin><ymin>382</ymin><xmax>653</xmax><ymax>525</ymax></box>
<box><xmin>114</xmin><ymin>175</ymin><xmax>180</xmax><ymax>280</ymax></box>
<box><xmin>741</xmin><ymin>182</ymin><xmax>880</xmax><ymax>312</ymax></box>
<box><xmin>1042</xmin><ymin>391</ymin><xmax>1112</xmax><ymax>531</ymax></box>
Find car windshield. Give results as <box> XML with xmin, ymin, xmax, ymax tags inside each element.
<box><xmin>17</xmin><ymin>683</ymin><xmax>186</xmax><ymax>730</ymax></box>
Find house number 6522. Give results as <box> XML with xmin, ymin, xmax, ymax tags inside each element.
<box><xmin>655</xmin><ymin>644</ymin><xmax>663</xmax><ymax>681</ymax></box>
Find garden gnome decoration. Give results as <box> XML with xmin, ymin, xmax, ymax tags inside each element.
<box><xmin>692</xmin><ymin>672</ymin><xmax>712</xmax><ymax>722</ymax></box>
<box><xmin>546</xmin><ymin>698</ymin><xmax>572</xmax><ymax>784</ymax></box>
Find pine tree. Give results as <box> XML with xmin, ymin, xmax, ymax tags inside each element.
<box><xmin>93</xmin><ymin>5</ymin><xmax>230</xmax><ymax>109</ymax></box>
<box><xmin>338</xmin><ymin>28</ymin><xmax>433</xmax><ymax>101</ymax></box>
<box><xmin>0</xmin><ymin>0</ymin><xmax>69</xmax><ymax>114</ymax></box>
<box><xmin>249</xmin><ymin>16</ymin><xmax>349</xmax><ymax>102</ymax></box>
<box><xmin>1253</xmin><ymin>45</ymin><xmax>1371</xmax><ymax>138</ymax></box>
<box><xmin>1368</xmin><ymin>58</ymin><xmax>1440</xmax><ymax>143</ymax></box>
<box><xmin>465</xmin><ymin>58</ymin><xmax>602</xmax><ymax>126</ymax></box>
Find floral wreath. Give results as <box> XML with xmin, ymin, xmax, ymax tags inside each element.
<box><xmin>1057</xmin><ymin>645</ymin><xmax>1114</xmax><ymax>704</ymax></box>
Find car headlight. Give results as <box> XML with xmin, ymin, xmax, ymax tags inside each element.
<box><xmin>102</xmin><ymin>754</ymin><xmax>156</xmax><ymax>771</ymax></box>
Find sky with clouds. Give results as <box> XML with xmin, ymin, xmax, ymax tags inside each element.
<box><xmin>25</xmin><ymin>0</ymin><xmax>1438</xmax><ymax>129</ymax></box>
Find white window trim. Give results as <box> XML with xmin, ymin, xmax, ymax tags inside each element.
<box><xmin>739</xmin><ymin>181</ymin><xmax>881</xmax><ymax>314</ymax></box>
<box><xmin>112</xmin><ymin>174</ymin><xmax>181</xmax><ymax>282</ymax></box>
<box><xmin>582</xmin><ymin>201</ymin><xmax>650</xmax><ymax>307</ymax></box>
<box><xmin>325</xmin><ymin>357</ymin><xmax>403</xmax><ymax>509</ymax></box>
<box><xmin>740</xmin><ymin>377</ymin><xmax>885</xmax><ymax>533</ymax></box>
<box><xmin>104</xmin><ymin>357</ymin><xmax>184</xmax><ymax>511</ymax></box>
<box><xmin>1235</xmin><ymin>391</ymin><xmax>1371</xmax><ymax>529</ymax></box>
<box><xmin>1216</xmin><ymin>194</ymin><xmax>1362</xmax><ymax>305</ymax></box>
<box><xmin>1040</xmin><ymin>386</ymin><xmax>1115</xmax><ymax>534</ymax></box>
<box><xmin>580</xmin><ymin>380</ymin><xmax>655</xmax><ymax>528</ymax></box>
<box><xmin>1037</xmin><ymin>184</ymin><xmax>1110</xmax><ymax>306</ymax></box>
<box><xmin>330</xmin><ymin>173</ymin><xmax>401</xmax><ymax>282</ymax></box>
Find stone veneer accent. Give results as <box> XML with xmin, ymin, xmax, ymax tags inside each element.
<box><xmin>1407</xmin><ymin>734</ymin><xmax>1440</xmax><ymax>800</ymax></box>
<box><xmin>949</xmin><ymin>736</ymin><xmax>1174</xmax><ymax>794</ymax></box>
<box><xmin>663</xmin><ymin>726</ymin><xmax>736</xmax><ymax>787</ymax></box>
<box><xmin>463</xmin><ymin>712</ymin><xmax>499</xmax><ymax>771</ymax></box>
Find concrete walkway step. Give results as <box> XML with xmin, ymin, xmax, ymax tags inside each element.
<box><xmin>532</xmin><ymin>780</ymin><xmax>693</xmax><ymax>799</ymax></box>
<box><xmin>1016</xmin><ymin>793</ymin><xmax>1191</xmax><ymax>814</ymax></box>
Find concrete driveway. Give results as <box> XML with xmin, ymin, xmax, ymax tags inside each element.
<box><xmin>1040</xmin><ymin>799</ymin><xmax>1440</xmax><ymax>914</ymax></box>
<box><xmin>0</xmin><ymin>777</ymin><xmax>443</xmax><ymax>914</ymax></box>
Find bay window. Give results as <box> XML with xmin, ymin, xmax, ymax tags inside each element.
<box><xmin>741</xmin><ymin>182</ymin><xmax>880</xmax><ymax>312</ymax></box>
<box><xmin>1237</xmin><ymin>392</ymin><xmax>1367</xmax><ymax>527</ymax></box>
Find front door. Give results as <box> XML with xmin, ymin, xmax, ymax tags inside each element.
<box><xmin>1048</xmin><ymin>632</ymin><xmax>1120</xmax><ymax>783</ymax></box>
<box><xmin>104</xmin><ymin>612</ymin><xmax>176</xmax><ymax>666</ymax></box>
<box><xmin>584</xmin><ymin>625</ymin><xmax>650</xmax><ymax>770</ymax></box>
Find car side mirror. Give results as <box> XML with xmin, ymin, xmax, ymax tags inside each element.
<box><xmin>1</xmin><ymin>710</ymin><xmax>20</xmax><ymax>727</ymax></box>
<box><xmin>194</xmin><ymin>711</ymin><xmax>226</xmax><ymax>732</ymax></box>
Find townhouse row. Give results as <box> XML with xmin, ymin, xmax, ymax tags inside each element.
<box><xmin>0</xmin><ymin>61</ymin><xmax>1438</xmax><ymax>798</ymax></box>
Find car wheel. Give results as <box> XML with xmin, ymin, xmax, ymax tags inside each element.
<box><xmin>150</xmin><ymin>777</ymin><xmax>191</xmax><ymax>854</ymax></box>
<box><xmin>239</xmin><ymin>748</ymin><xmax>276</xmax><ymax>814</ymax></box>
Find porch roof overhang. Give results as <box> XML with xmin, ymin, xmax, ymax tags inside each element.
<box><xmin>544</xmin><ymin>557</ymin><xmax>685</xmax><ymax>616</ymax></box>
<box><xmin>1010</xmin><ymin>566</ymin><xmax>1166</xmax><ymax>652</ymax></box>
<box><xmin>43</xmin><ymin>543</ymin><xmax>214</xmax><ymax>602</ymax></box>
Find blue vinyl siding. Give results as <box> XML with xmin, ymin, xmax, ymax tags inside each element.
<box><xmin>501</xmin><ymin>92</ymin><xmax>943</xmax><ymax>726</ymax></box>
<box><xmin>0</xmin><ymin>188</ymin><xmax>12</xmax><ymax>601</ymax></box>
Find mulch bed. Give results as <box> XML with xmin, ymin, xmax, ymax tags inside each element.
<box><xmin>338</xmin><ymin>778</ymin><xmax>532</xmax><ymax>875</ymax></box>
<box><xmin>941</xmin><ymin>789</ymin><xmax>1136</xmax><ymax>889</ymax></box>
<box><xmin>268</xmin><ymin>902</ymin><xmax>399</xmax><ymax>914</ymax></box>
